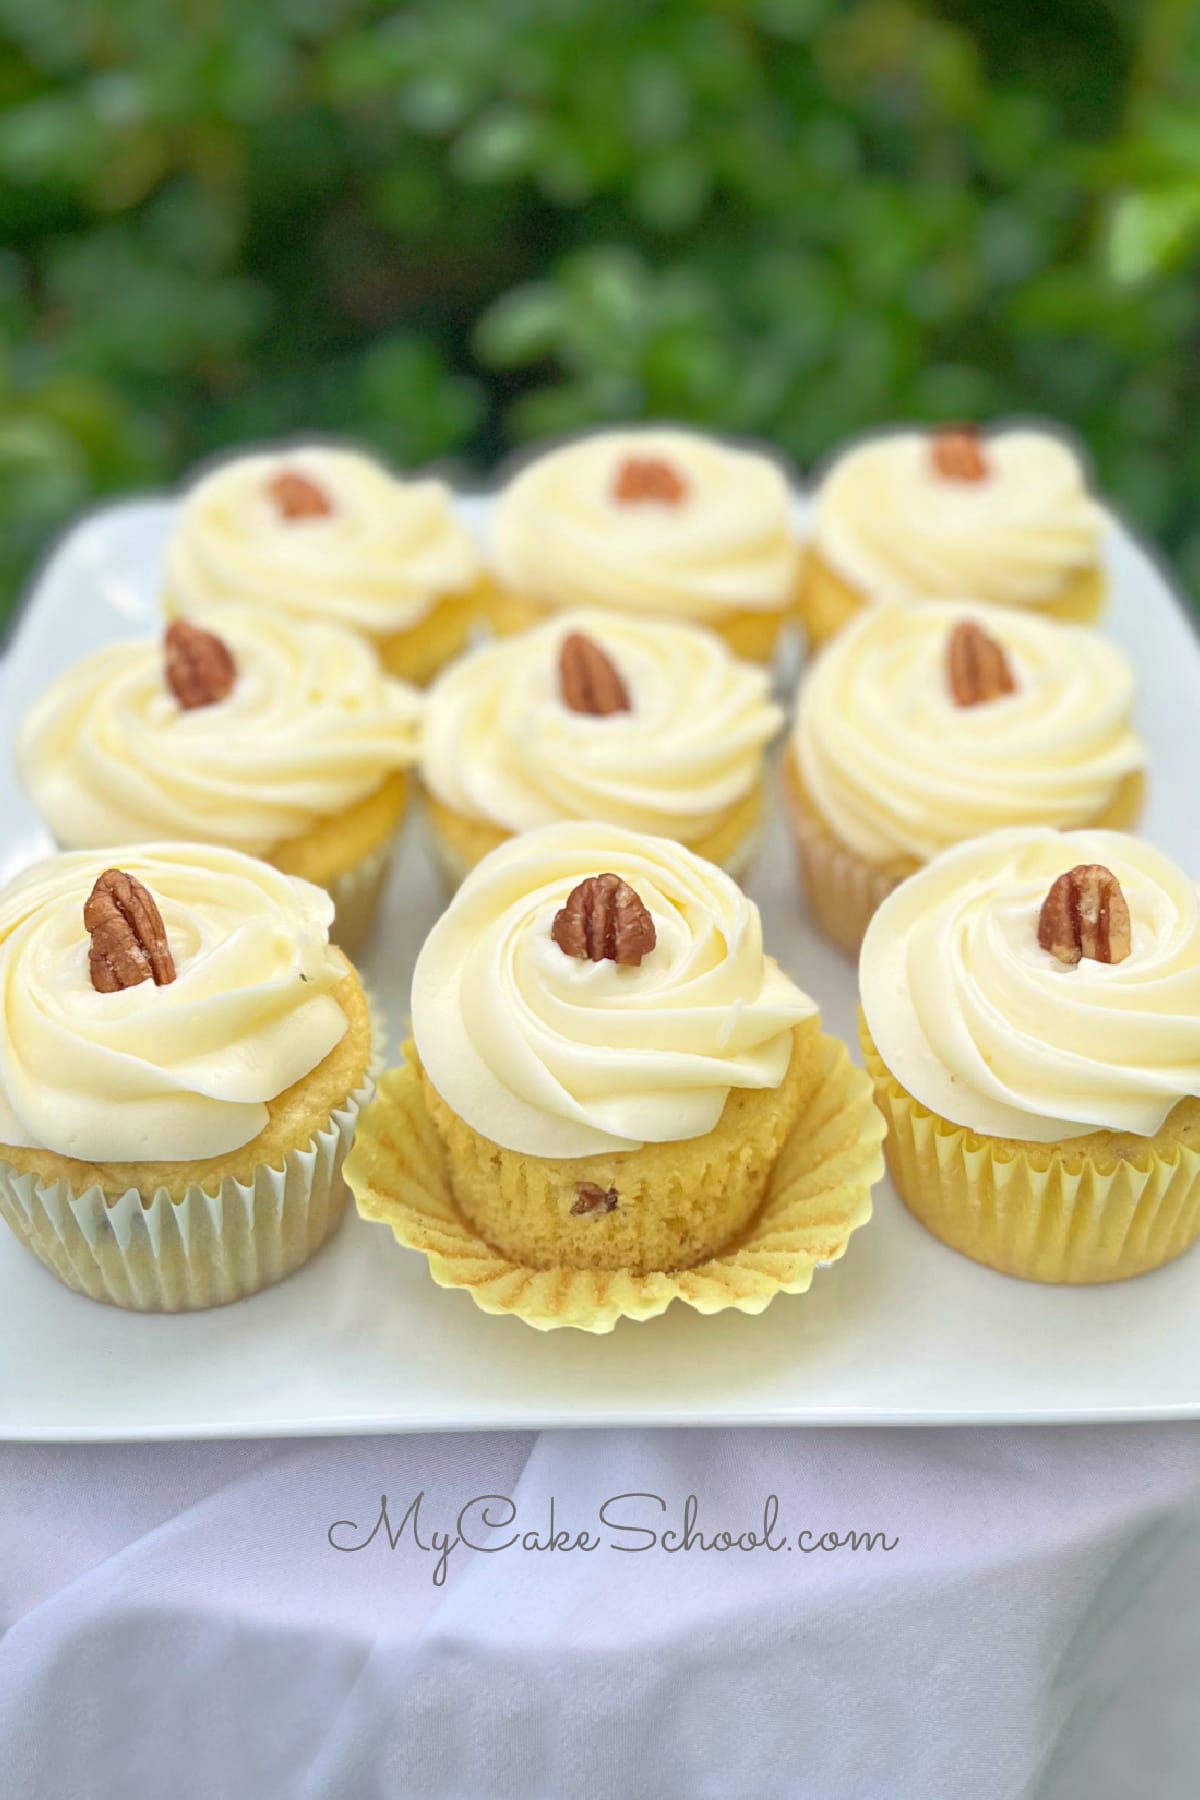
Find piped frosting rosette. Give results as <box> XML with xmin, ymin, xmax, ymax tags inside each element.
<box><xmin>860</xmin><ymin>829</ymin><xmax>1200</xmax><ymax>1281</ymax></box>
<box><xmin>490</xmin><ymin>428</ymin><xmax>799</xmax><ymax>624</ymax></box>
<box><xmin>422</xmin><ymin>609</ymin><xmax>780</xmax><ymax>855</ymax></box>
<box><xmin>0</xmin><ymin>845</ymin><xmax>377</xmax><ymax>1310</ymax></box>
<box><xmin>348</xmin><ymin>824</ymin><xmax>884</xmax><ymax>1330</ymax></box>
<box><xmin>165</xmin><ymin>444</ymin><xmax>479</xmax><ymax>635</ymax></box>
<box><xmin>18</xmin><ymin>606</ymin><xmax>424</xmax><ymax>857</ymax></box>
<box><xmin>794</xmin><ymin>602</ymin><xmax>1145</xmax><ymax>865</ymax></box>
<box><xmin>813</xmin><ymin>428</ymin><xmax>1104</xmax><ymax>606</ymax></box>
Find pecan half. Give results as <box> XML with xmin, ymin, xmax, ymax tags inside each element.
<box><xmin>267</xmin><ymin>467</ymin><xmax>333</xmax><ymax>519</ymax></box>
<box><xmin>612</xmin><ymin>455</ymin><xmax>688</xmax><ymax>505</ymax></box>
<box><xmin>945</xmin><ymin>619</ymin><xmax>1016</xmax><ymax>706</ymax></box>
<box><xmin>931</xmin><ymin>427</ymin><xmax>988</xmax><ymax>482</ymax></box>
<box><xmin>571</xmin><ymin>1182</ymin><xmax>619</xmax><ymax>1217</ymax></box>
<box><xmin>559</xmin><ymin>631</ymin><xmax>631</xmax><ymax>715</ymax></box>
<box><xmin>165</xmin><ymin>620</ymin><xmax>236</xmax><ymax>710</ymax></box>
<box><xmin>551</xmin><ymin>873</ymin><xmax>657</xmax><ymax>967</ymax></box>
<box><xmin>84</xmin><ymin>870</ymin><xmax>177</xmax><ymax>993</ymax></box>
<box><xmin>1037</xmin><ymin>864</ymin><xmax>1132</xmax><ymax>967</ymax></box>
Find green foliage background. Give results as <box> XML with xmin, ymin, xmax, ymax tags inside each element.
<box><xmin>1</xmin><ymin>0</ymin><xmax>1199</xmax><ymax>623</ymax></box>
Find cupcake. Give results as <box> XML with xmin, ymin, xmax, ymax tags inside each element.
<box><xmin>17</xmin><ymin>608</ymin><xmax>423</xmax><ymax>954</ymax></box>
<box><xmin>785</xmin><ymin>602</ymin><xmax>1146</xmax><ymax>956</ymax></box>
<box><xmin>420</xmin><ymin>609</ymin><xmax>781</xmax><ymax>885</ymax></box>
<box><xmin>346</xmin><ymin>823</ymin><xmax>884</xmax><ymax>1331</ymax></box>
<box><xmin>860</xmin><ymin>828</ymin><xmax>1200</xmax><ymax>1284</ymax></box>
<box><xmin>163</xmin><ymin>443</ymin><xmax>483</xmax><ymax>684</ymax></box>
<box><xmin>0</xmin><ymin>845</ymin><xmax>375</xmax><ymax>1311</ymax></box>
<box><xmin>802</xmin><ymin>425</ymin><xmax>1107</xmax><ymax>648</ymax></box>
<box><xmin>487</xmin><ymin>427</ymin><xmax>801</xmax><ymax>662</ymax></box>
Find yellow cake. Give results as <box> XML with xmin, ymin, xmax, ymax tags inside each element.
<box><xmin>801</xmin><ymin>425</ymin><xmax>1107</xmax><ymax>649</ymax></box>
<box><xmin>17</xmin><ymin>606</ymin><xmax>424</xmax><ymax>954</ymax></box>
<box><xmin>419</xmin><ymin>609</ymin><xmax>780</xmax><ymax>885</ymax></box>
<box><xmin>487</xmin><ymin>427</ymin><xmax>802</xmax><ymax>662</ymax></box>
<box><xmin>787</xmin><ymin>600</ymin><xmax>1147</xmax><ymax>956</ymax></box>
<box><xmin>347</xmin><ymin>822</ymin><xmax>884</xmax><ymax>1328</ymax></box>
<box><xmin>163</xmin><ymin>441</ymin><xmax>483</xmax><ymax>683</ymax></box>
<box><xmin>859</xmin><ymin>828</ymin><xmax>1200</xmax><ymax>1284</ymax></box>
<box><xmin>0</xmin><ymin>845</ymin><xmax>375</xmax><ymax>1310</ymax></box>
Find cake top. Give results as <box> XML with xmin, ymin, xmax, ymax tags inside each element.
<box><xmin>859</xmin><ymin>828</ymin><xmax>1200</xmax><ymax>1141</ymax></box>
<box><xmin>165</xmin><ymin>443</ymin><xmax>479</xmax><ymax>634</ymax></box>
<box><xmin>489</xmin><ymin>427</ymin><xmax>799</xmax><ymax>622</ymax></box>
<box><xmin>793</xmin><ymin>600</ymin><xmax>1144</xmax><ymax>862</ymax></box>
<box><xmin>812</xmin><ymin>426</ymin><xmax>1104</xmax><ymax>605</ymax></box>
<box><xmin>0</xmin><ymin>845</ymin><xmax>350</xmax><ymax>1163</ymax></box>
<box><xmin>18</xmin><ymin>607</ymin><xmax>425</xmax><ymax>858</ymax></box>
<box><xmin>422</xmin><ymin>609</ymin><xmax>781</xmax><ymax>843</ymax></box>
<box><xmin>411</xmin><ymin>822</ymin><xmax>817</xmax><ymax>1158</ymax></box>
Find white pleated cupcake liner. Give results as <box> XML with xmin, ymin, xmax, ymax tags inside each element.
<box><xmin>327</xmin><ymin>838</ymin><xmax>395</xmax><ymax>958</ymax></box>
<box><xmin>0</xmin><ymin>992</ymin><xmax>386</xmax><ymax>1314</ymax></box>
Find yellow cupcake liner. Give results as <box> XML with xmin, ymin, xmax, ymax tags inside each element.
<box><xmin>0</xmin><ymin>996</ymin><xmax>385</xmax><ymax>1313</ymax></box>
<box><xmin>860</xmin><ymin>1018</ymin><xmax>1200</xmax><ymax>1284</ymax></box>
<box><xmin>346</xmin><ymin>1034</ymin><xmax>884</xmax><ymax>1333</ymax></box>
<box><xmin>800</xmin><ymin>547</ymin><xmax>1107</xmax><ymax>652</ymax></box>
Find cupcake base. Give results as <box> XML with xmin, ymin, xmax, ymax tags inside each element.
<box><xmin>345</xmin><ymin>1033</ymin><xmax>883</xmax><ymax>1332</ymax></box>
<box><xmin>271</xmin><ymin>771</ymin><xmax>408</xmax><ymax>953</ymax></box>
<box><xmin>799</xmin><ymin>548</ymin><xmax>1107</xmax><ymax>651</ymax></box>
<box><xmin>376</xmin><ymin>582</ymin><xmax>486</xmax><ymax>685</ymax></box>
<box><xmin>0</xmin><ymin>970</ymin><xmax>376</xmax><ymax>1311</ymax></box>
<box><xmin>784</xmin><ymin>750</ymin><xmax>1147</xmax><ymax>960</ymax></box>
<box><xmin>485</xmin><ymin>587</ymin><xmax>793</xmax><ymax>667</ymax></box>
<box><xmin>421</xmin><ymin>779</ymin><xmax>767</xmax><ymax>892</ymax></box>
<box><xmin>860</xmin><ymin>1017</ymin><xmax>1200</xmax><ymax>1284</ymax></box>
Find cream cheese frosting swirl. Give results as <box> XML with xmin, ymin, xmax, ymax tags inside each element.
<box><xmin>423</xmin><ymin>611</ymin><xmax>781</xmax><ymax>840</ymax></box>
<box><xmin>165</xmin><ymin>444</ymin><xmax>479</xmax><ymax>634</ymax></box>
<box><xmin>0</xmin><ymin>846</ymin><xmax>349</xmax><ymax>1162</ymax></box>
<box><xmin>860</xmin><ymin>828</ymin><xmax>1200</xmax><ymax>1142</ymax></box>
<box><xmin>490</xmin><ymin>428</ymin><xmax>800</xmax><ymax>621</ymax></box>
<box><xmin>793</xmin><ymin>602</ymin><xmax>1144</xmax><ymax>863</ymax></box>
<box><xmin>18</xmin><ymin>607</ymin><xmax>424</xmax><ymax>856</ymax></box>
<box><xmin>412</xmin><ymin>822</ymin><xmax>817</xmax><ymax>1157</ymax></box>
<box><xmin>813</xmin><ymin>429</ymin><xmax>1104</xmax><ymax>604</ymax></box>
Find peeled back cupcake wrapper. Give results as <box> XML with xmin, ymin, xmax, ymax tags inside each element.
<box><xmin>0</xmin><ymin>994</ymin><xmax>385</xmax><ymax>1313</ymax></box>
<box><xmin>346</xmin><ymin>1033</ymin><xmax>884</xmax><ymax>1334</ymax></box>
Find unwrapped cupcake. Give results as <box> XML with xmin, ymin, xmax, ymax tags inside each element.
<box><xmin>487</xmin><ymin>427</ymin><xmax>801</xmax><ymax>662</ymax></box>
<box><xmin>420</xmin><ymin>609</ymin><xmax>781</xmax><ymax>884</ymax></box>
<box><xmin>17</xmin><ymin>608</ymin><xmax>424</xmax><ymax>953</ymax></box>
<box><xmin>346</xmin><ymin>822</ymin><xmax>883</xmax><ymax>1331</ymax></box>
<box><xmin>860</xmin><ymin>828</ymin><xmax>1200</xmax><ymax>1283</ymax></box>
<box><xmin>164</xmin><ymin>442</ymin><xmax>482</xmax><ymax>683</ymax></box>
<box><xmin>802</xmin><ymin>425</ymin><xmax>1107</xmax><ymax>648</ymax></box>
<box><xmin>0</xmin><ymin>845</ymin><xmax>374</xmax><ymax>1310</ymax></box>
<box><xmin>785</xmin><ymin>601</ymin><xmax>1146</xmax><ymax>955</ymax></box>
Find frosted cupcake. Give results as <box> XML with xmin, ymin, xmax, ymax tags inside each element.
<box><xmin>802</xmin><ymin>426</ymin><xmax>1107</xmax><ymax>648</ymax></box>
<box><xmin>488</xmin><ymin>427</ymin><xmax>801</xmax><ymax>662</ymax></box>
<box><xmin>17</xmin><ymin>608</ymin><xmax>423</xmax><ymax>954</ymax></box>
<box><xmin>347</xmin><ymin>823</ymin><xmax>884</xmax><ymax>1331</ymax></box>
<box><xmin>0</xmin><ymin>846</ymin><xmax>374</xmax><ymax>1311</ymax></box>
<box><xmin>164</xmin><ymin>443</ymin><xmax>482</xmax><ymax>683</ymax></box>
<box><xmin>785</xmin><ymin>602</ymin><xmax>1146</xmax><ymax>956</ymax></box>
<box><xmin>860</xmin><ymin>829</ymin><xmax>1200</xmax><ymax>1284</ymax></box>
<box><xmin>421</xmin><ymin>610</ymin><xmax>781</xmax><ymax>884</ymax></box>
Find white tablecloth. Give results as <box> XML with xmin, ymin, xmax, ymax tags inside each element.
<box><xmin>3</xmin><ymin>1427</ymin><xmax>1200</xmax><ymax>1798</ymax></box>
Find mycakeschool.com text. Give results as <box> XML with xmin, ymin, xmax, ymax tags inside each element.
<box><xmin>327</xmin><ymin>1493</ymin><xmax>900</xmax><ymax>1587</ymax></box>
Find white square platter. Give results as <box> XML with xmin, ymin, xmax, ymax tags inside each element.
<box><xmin>0</xmin><ymin>496</ymin><xmax>1197</xmax><ymax>1439</ymax></box>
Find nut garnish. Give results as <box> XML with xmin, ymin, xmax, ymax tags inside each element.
<box><xmin>84</xmin><ymin>870</ymin><xmax>177</xmax><ymax>994</ymax></box>
<box><xmin>559</xmin><ymin>631</ymin><xmax>631</xmax><ymax>715</ymax></box>
<box><xmin>945</xmin><ymin>619</ymin><xmax>1016</xmax><ymax>707</ymax></box>
<box><xmin>571</xmin><ymin>1183</ymin><xmax>619</xmax><ymax>1217</ymax></box>
<box><xmin>612</xmin><ymin>456</ymin><xmax>688</xmax><ymax>505</ymax></box>
<box><xmin>267</xmin><ymin>467</ymin><xmax>333</xmax><ymax>519</ymax></box>
<box><xmin>931</xmin><ymin>427</ymin><xmax>988</xmax><ymax>482</ymax></box>
<box><xmin>164</xmin><ymin>620</ymin><xmax>236</xmax><ymax>710</ymax></box>
<box><xmin>1038</xmin><ymin>864</ymin><xmax>1132</xmax><ymax>967</ymax></box>
<box><xmin>551</xmin><ymin>873</ymin><xmax>657</xmax><ymax>967</ymax></box>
